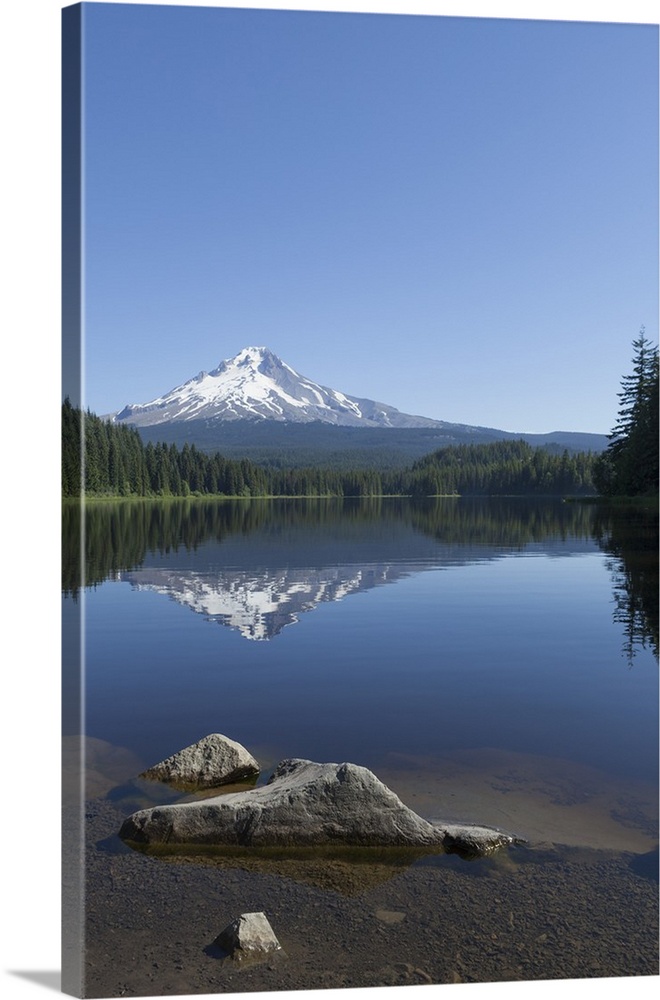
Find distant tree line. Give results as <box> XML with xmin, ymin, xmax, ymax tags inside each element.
<box><xmin>401</xmin><ymin>440</ymin><xmax>595</xmax><ymax>497</ymax></box>
<box><xmin>593</xmin><ymin>330</ymin><xmax>659</xmax><ymax>497</ymax></box>
<box><xmin>62</xmin><ymin>398</ymin><xmax>598</xmax><ymax>499</ymax></box>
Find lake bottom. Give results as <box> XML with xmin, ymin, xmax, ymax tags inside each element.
<box><xmin>76</xmin><ymin>736</ymin><xmax>658</xmax><ymax>997</ymax></box>
<box><xmin>81</xmin><ymin>794</ymin><xmax>658</xmax><ymax>998</ymax></box>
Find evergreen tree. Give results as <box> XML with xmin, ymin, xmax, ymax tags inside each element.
<box><xmin>62</xmin><ymin>397</ymin><xmax>82</xmax><ymax>497</ymax></box>
<box><xmin>594</xmin><ymin>330</ymin><xmax>659</xmax><ymax>497</ymax></box>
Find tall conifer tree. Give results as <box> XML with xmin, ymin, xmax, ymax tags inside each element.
<box><xmin>595</xmin><ymin>330</ymin><xmax>659</xmax><ymax>496</ymax></box>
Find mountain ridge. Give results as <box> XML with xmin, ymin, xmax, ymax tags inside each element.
<box><xmin>108</xmin><ymin>345</ymin><xmax>607</xmax><ymax>459</ymax></box>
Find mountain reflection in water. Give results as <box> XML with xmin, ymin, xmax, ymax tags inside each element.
<box><xmin>62</xmin><ymin>496</ymin><xmax>657</xmax><ymax>659</ymax></box>
<box><xmin>122</xmin><ymin>564</ymin><xmax>398</xmax><ymax>641</ymax></box>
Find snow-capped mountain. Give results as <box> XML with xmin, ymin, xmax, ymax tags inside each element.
<box><xmin>110</xmin><ymin>346</ymin><xmax>443</xmax><ymax>428</ymax></box>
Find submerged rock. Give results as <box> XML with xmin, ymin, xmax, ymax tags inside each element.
<box><xmin>139</xmin><ymin>733</ymin><xmax>260</xmax><ymax>789</ymax></box>
<box><xmin>120</xmin><ymin>757</ymin><xmax>516</xmax><ymax>856</ymax></box>
<box><xmin>215</xmin><ymin>912</ymin><xmax>283</xmax><ymax>963</ymax></box>
<box><xmin>441</xmin><ymin>823</ymin><xmax>518</xmax><ymax>858</ymax></box>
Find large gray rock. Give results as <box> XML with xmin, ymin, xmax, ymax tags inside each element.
<box><xmin>215</xmin><ymin>912</ymin><xmax>283</xmax><ymax>963</ymax></box>
<box><xmin>120</xmin><ymin>758</ymin><xmax>516</xmax><ymax>856</ymax></box>
<box><xmin>139</xmin><ymin>733</ymin><xmax>259</xmax><ymax>789</ymax></box>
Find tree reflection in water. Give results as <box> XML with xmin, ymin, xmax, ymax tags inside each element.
<box><xmin>591</xmin><ymin>502</ymin><xmax>659</xmax><ymax>665</ymax></box>
<box><xmin>62</xmin><ymin>497</ymin><xmax>658</xmax><ymax>666</ymax></box>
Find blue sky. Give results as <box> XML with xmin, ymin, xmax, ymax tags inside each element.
<box><xmin>79</xmin><ymin>3</ymin><xmax>658</xmax><ymax>434</ymax></box>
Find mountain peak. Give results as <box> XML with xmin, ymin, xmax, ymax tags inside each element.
<box><xmin>111</xmin><ymin>346</ymin><xmax>443</xmax><ymax>429</ymax></box>
<box><xmin>230</xmin><ymin>346</ymin><xmax>272</xmax><ymax>364</ymax></box>
<box><xmin>211</xmin><ymin>345</ymin><xmax>284</xmax><ymax>374</ymax></box>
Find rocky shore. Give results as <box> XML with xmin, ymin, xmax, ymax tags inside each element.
<box><xmin>70</xmin><ymin>734</ymin><xmax>658</xmax><ymax>997</ymax></box>
<box><xmin>81</xmin><ymin>795</ymin><xmax>659</xmax><ymax>998</ymax></box>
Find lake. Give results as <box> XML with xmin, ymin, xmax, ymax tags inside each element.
<box><xmin>62</xmin><ymin>496</ymin><xmax>659</xmax><ymax>994</ymax></box>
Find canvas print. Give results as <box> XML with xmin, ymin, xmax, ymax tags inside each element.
<box><xmin>61</xmin><ymin>2</ymin><xmax>659</xmax><ymax>998</ymax></box>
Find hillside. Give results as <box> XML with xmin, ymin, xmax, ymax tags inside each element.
<box><xmin>135</xmin><ymin>419</ymin><xmax>607</xmax><ymax>470</ymax></box>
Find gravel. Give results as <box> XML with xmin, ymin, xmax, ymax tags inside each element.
<box><xmin>78</xmin><ymin>797</ymin><xmax>659</xmax><ymax>998</ymax></box>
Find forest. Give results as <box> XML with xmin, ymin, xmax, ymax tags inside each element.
<box><xmin>62</xmin><ymin>397</ymin><xmax>598</xmax><ymax>499</ymax></box>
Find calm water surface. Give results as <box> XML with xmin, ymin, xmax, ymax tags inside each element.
<box><xmin>63</xmin><ymin>497</ymin><xmax>658</xmax><ymax>847</ymax></box>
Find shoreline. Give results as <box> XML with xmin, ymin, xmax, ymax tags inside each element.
<box><xmin>64</xmin><ymin>492</ymin><xmax>600</xmax><ymax>502</ymax></box>
<box><xmin>78</xmin><ymin>777</ymin><xmax>659</xmax><ymax>997</ymax></box>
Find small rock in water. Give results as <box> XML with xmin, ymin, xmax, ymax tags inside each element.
<box><xmin>140</xmin><ymin>733</ymin><xmax>259</xmax><ymax>789</ymax></box>
<box><xmin>440</xmin><ymin>822</ymin><xmax>519</xmax><ymax>858</ymax></box>
<box><xmin>375</xmin><ymin>909</ymin><xmax>406</xmax><ymax>925</ymax></box>
<box><xmin>215</xmin><ymin>912</ymin><xmax>283</xmax><ymax>963</ymax></box>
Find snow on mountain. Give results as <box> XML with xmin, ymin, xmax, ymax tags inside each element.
<box><xmin>110</xmin><ymin>346</ymin><xmax>443</xmax><ymax>428</ymax></box>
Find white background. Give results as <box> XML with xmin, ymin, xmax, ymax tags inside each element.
<box><xmin>1</xmin><ymin>2</ymin><xmax>657</xmax><ymax>1000</ymax></box>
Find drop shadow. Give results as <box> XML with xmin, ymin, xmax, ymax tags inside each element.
<box><xmin>8</xmin><ymin>971</ymin><xmax>61</xmax><ymax>992</ymax></box>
